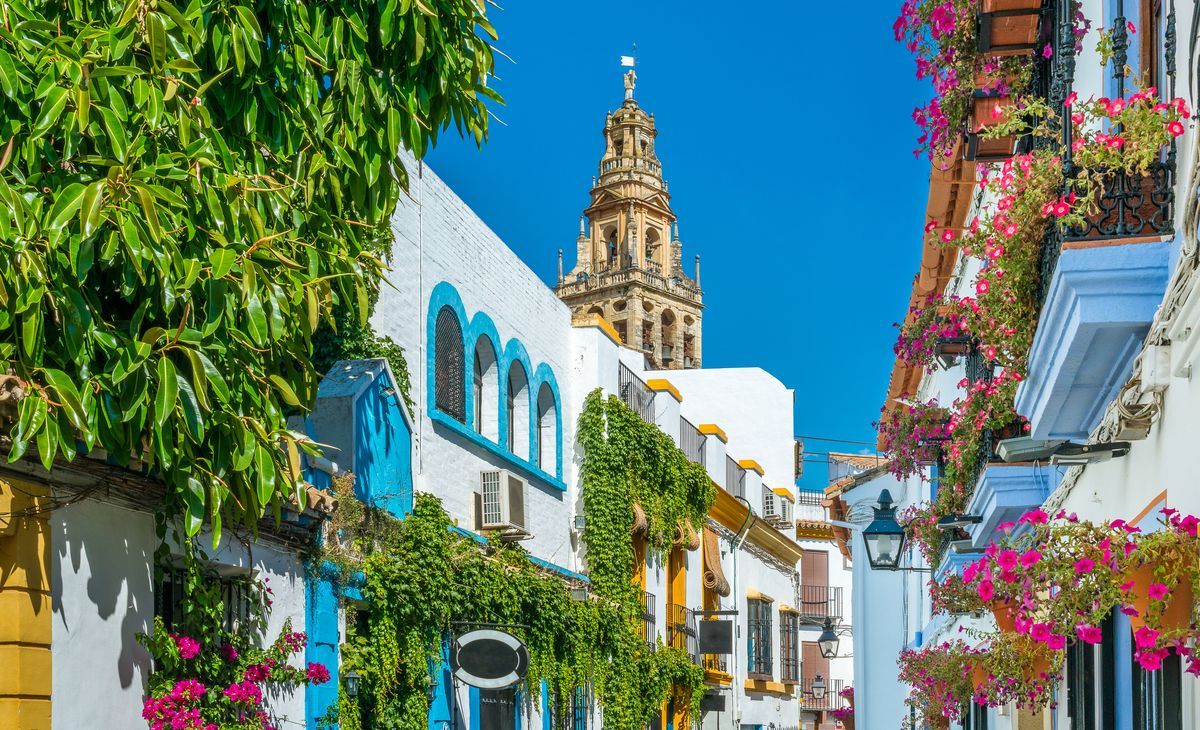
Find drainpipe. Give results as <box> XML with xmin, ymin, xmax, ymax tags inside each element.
<box><xmin>730</xmin><ymin>496</ymin><xmax>755</xmax><ymax>727</ymax></box>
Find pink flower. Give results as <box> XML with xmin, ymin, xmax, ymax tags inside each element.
<box><xmin>220</xmin><ymin>643</ymin><xmax>238</xmax><ymax>662</ymax></box>
<box><xmin>1065</xmin><ymin>91</ymin><xmax>1078</xmax><ymax>106</ymax></box>
<box><xmin>1031</xmin><ymin>623</ymin><xmax>1053</xmax><ymax>643</ymax></box>
<box><xmin>1019</xmin><ymin>509</ymin><xmax>1049</xmax><ymax>526</ymax></box>
<box><xmin>224</xmin><ymin>681</ymin><xmax>263</xmax><ymax>706</ymax></box>
<box><xmin>925</xmin><ymin>220</ymin><xmax>939</xmax><ymax>232</ymax></box>
<box><xmin>977</xmin><ymin>580</ymin><xmax>995</xmax><ymax>602</ymax></box>
<box><xmin>1053</xmin><ymin>200</ymin><xmax>1070</xmax><ymax>217</ymax></box>
<box><xmin>306</xmin><ymin>662</ymin><xmax>332</xmax><ymax>684</ymax></box>
<box><xmin>172</xmin><ymin>635</ymin><xmax>201</xmax><ymax>660</ymax></box>
<box><xmin>977</xmin><ymin>279</ymin><xmax>990</xmax><ymax>295</ymax></box>
<box><xmin>1042</xmin><ymin>43</ymin><xmax>1053</xmax><ymax>58</ymax></box>
<box><xmin>1127</xmin><ymin>20</ymin><xmax>1137</xmax><ymax>33</ymax></box>
<box><xmin>1020</xmin><ymin>549</ymin><xmax>1041</xmax><ymax>568</ymax></box>
<box><xmin>941</xmin><ymin>229</ymin><xmax>956</xmax><ymax>243</ymax></box>
<box><xmin>1045</xmin><ymin>634</ymin><xmax>1067</xmax><ymax>651</ymax></box>
<box><xmin>1148</xmin><ymin>583</ymin><xmax>1170</xmax><ymax>601</ymax></box>
<box><xmin>1076</xmin><ymin>625</ymin><xmax>1103</xmax><ymax>644</ymax></box>
<box><xmin>997</xmin><ymin>521</ymin><xmax>1016</xmax><ymax>532</ymax></box>
<box><xmin>243</xmin><ymin>663</ymin><xmax>271</xmax><ymax>682</ymax></box>
<box><xmin>996</xmin><ymin>550</ymin><xmax>1019</xmax><ymax>571</ymax></box>
<box><xmin>1138</xmin><ymin>649</ymin><xmax>1168</xmax><ymax>672</ymax></box>
<box><xmin>1074</xmin><ymin>558</ymin><xmax>1095</xmax><ymax>574</ymax></box>
<box><xmin>1134</xmin><ymin>626</ymin><xmax>1160</xmax><ymax>650</ymax></box>
<box><xmin>1168</xmin><ymin>120</ymin><xmax>1186</xmax><ymax>137</ymax></box>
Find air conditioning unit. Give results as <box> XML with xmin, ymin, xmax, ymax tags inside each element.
<box><xmin>479</xmin><ymin>469</ymin><xmax>527</xmax><ymax>534</ymax></box>
<box><xmin>763</xmin><ymin>488</ymin><xmax>793</xmax><ymax>528</ymax></box>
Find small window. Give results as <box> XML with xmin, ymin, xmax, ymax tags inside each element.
<box><xmin>156</xmin><ymin>565</ymin><xmax>251</xmax><ymax>634</ymax></box>
<box><xmin>434</xmin><ymin>306</ymin><xmax>465</xmax><ymax>422</ymax></box>
<box><xmin>780</xmin><ymin>611</ymin><xmax>799</xmax><ymax>683</ymax></box>
<box><xmin>536</xmin><ymin>382</ymin><xmax>557</xmax><ymax>473</ymax></box>
<box><xmin>551</xmin><ymin>685</ymin><xmax>591</xmax><ymax>730</ymax></box>
<box><xmin>472</xmin><ymin>337</ymin><xmax>498</xmax><ymax>440</ymax></box>
<box><xmin>506</xmin><ymin>362</ymin><xmax>530</xmax><ymax>457</ymax></box>
<box><xmin>747</xmin><ymin>598</ymin><xmax>773</xmax><ymax>678</ymax></box>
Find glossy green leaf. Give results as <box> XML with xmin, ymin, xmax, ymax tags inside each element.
<box><xmin>154</xmin><ymin>356</ymin><xmax>178</xmax><ymax>427</ymax></box>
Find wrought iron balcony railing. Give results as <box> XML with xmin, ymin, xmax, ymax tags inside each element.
<box><xmin>618</xmin><ymin>363</ymin><xmax>656</xmax><ymax>423</ymax></box>
<box><xmin>666</xmin><ymin>604</ymin><xmax>698</xmax><ymax>660</ymax></box>
<box><xmin>799</xmin><ymin>677</ymin><xmax>844</xmax><ymax>712</ymax></box>
<box><xmin>637</xmin><ymin>590</ymin><xmax>657</xmax><ymax>650</ymax></box>
<box><xmin>680</xmin><ymin>417</ymin><xmax>705</xmax><ymax>467</ymax></box>
<box><xmin>1032</xmin><ymin>0</ymin><xmax>1177</xmax><ymax>307</ymax></box>
<box><xmin>702</xmin><ymin>652</ymin><xmax>728</xmax><ymax>675</ymax></box>
<box><xmin>796</xmin><ymin>585</ymin><xmax>843</xmax><ymax>624</ymax></box>
<box><xmin>725</xmin><ymin>455</ymin><xmax>746</xmax><ymax>500</ymax></box>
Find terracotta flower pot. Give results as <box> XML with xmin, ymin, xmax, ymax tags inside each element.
<box><xmin>991</xmin><ymin>599</ymin><xmax>1017</xmax><ymax>633</ymax></box>
<box><xmin>966</xmin><ymin>93</ymin><xmax>1021</xmax><ymax>162</ymax></box>
<box><xmin>1027</xmin><ymin>647</ymin><xmax>1053</xmax><ymax>681</ymax></box>
<box><xmin>972</xmin><ymin>663</ymin><xmax>989</xmax><ymax>690</ymax></box>
<box><xmin>842</xmin><ymin>718</ymin><xmax>854</xmax><ymax>730</ymax></box>
<box><xmin>1126</xmin><ymin>564</ymin><xmax>1196</xmax><ymax>633</ymax></box>
<box><xmin>978</xmin><ymin>0</ymin><xmax>1042</xmax><ymax>57</ymax></box>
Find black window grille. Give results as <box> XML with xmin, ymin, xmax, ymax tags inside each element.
<box><xmin>156</xmin><ymin>566</ymin><xmax>251</xmax><ymax>634</ymax></box>
<box><xmin>637</xmin><ymin>591</ymin><xmax>656</xmax><ymax>649</ymax></box>
<box><xmin>1134</xmin><ymin>648</ymin><xmax>1182</xmax><ymax>729</ymax></box>
<box><xmin>780</xmin><ymin>611</ymin><xmax>799</xmax><ymax>682</ymax></box>
<box><xmin>747</xmin><ymin>598</ymin><xmax>772</xmax><ymax>678</ymax></box>
<box><xmin>552</xmin><ymin>685</ymin><xmax>591</xmax><ymax>730</ymax></box>
<box><xmin>434</xmin><ymin>306</ymin><xmax>465</xmax><ymax>422</ymax></box>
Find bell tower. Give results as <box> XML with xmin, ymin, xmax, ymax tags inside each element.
<box><xmin>555</xmin><ymin>70</ymin><xmax>703</xmax><ymax>370</ymax></box>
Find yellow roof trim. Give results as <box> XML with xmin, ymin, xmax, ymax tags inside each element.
<box><xmin>645</xmin><ymin>378</ymin><xmax>683</xmax><ymax>402</ymax></box>
<box><xmin>571</xmin><ymin>313</ymin><xmax>622</xmax><ymax>345</ymax></box>
<box><xmin>772</xmin><ymin>487</ymin><xmax>795</xmax><ymax>501</ymax></box>
<box><xmin>704</xmin><ymin>668</ymin><xmax>733</xmax><ymax>686</ymax></box>
<box><xmin>746</xmin><ymin>588</ymin><xmax>774</xmax><ymax>602</ymax></box>
<box><xmin>778</xmin><ymin>603</ymin><xmax>799</xmax><ymax>614</ymax></box>
<box><xmin>698</xmin><ymin>423</ymin><xmax>728</xmax><ymax>442</ymax></box>
<box><xmin>709</xmin><ymin>488</ymin><xmax>804</xmax><ymax>566</ymax></box>
<box><xmin>738</xmin><ymin>459</ymin><xmax>765</xmax><ymax>476</ymax></box>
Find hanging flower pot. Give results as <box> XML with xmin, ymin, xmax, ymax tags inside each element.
<box><xmin>1125</xmin><ymin>563</ymin><xmax>1196</xmax><ymax>633</ymax></box>
<box><xmin>964</xmin><ymin>92</ymin><xmax>1026</xmax><ymax>162</ymax></box>
<box><xmin>976</xmin><ymin>0</ymin><xmax>1042</xmax><ymax>56</ymax></box>
<box><xmin>991</xmin><ymin>599</ymin><xmax>1018</xmax><ymax>633</ymax></box>
<box><xmin>971</xmin><ymin>663</ymin><xmax>988</xmax><ymax>690</ymax></box>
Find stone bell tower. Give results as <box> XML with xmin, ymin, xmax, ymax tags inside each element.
<box><xmin>554</xmin><ymin>70</ymin><xmax>703</xmax><ymax>370</ymax></box>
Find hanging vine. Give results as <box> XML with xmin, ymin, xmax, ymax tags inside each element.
<box><xmin>576</xmin><ymin>389</ymin><xmax>713</xmax><ymax>726</ymax></box>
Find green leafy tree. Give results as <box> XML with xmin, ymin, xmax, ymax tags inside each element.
<box><xmin>0</xmin><ymin>0</ymin><xmax>497</xmax><ymax>538</ymax></box>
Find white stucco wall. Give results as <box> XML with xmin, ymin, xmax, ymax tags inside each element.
<box><xmin>50</xmin><ymin>499</ymin><xmax>313</xmax><ymax>730</ymax></box>
<box><xmin>376</xmin><ymin>151</ymin><xmax>580</xmax><ymax>573</ymax></box>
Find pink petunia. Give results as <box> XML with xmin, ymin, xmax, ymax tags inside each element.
<box><xmin>1148</xmin><ymin>583</ymin><xmax>1170</xmax><ymax>601</ymax></box>
<box><xmin>1020</xmin><ymin>549</ymin><xmax>1041</xmax><ymax>568</ymax></box>
<box><xmin>1127</xmin><ymin>20</ymin><xmax>1137</xmax><ymax>34</ymax></box>
<box><xmin>977</xmin><ymin>580</ymin><xmax>995</xmax><ymax>602</ymax></box>
<box><xmin>1065</xmin><ymin>91</ymin><xmax>1078</xmax><ymax>106</ymax></box>
<box><xmin>976</xmin><ymin>279</ymin><xmax>990</xmax><ymax>295</ymax></box>
<box><xmin>1134</xmin><ymin>626</ymin><xmax>1160</xmax><ymax>650</ymax></box>
<box><xmin>1075</xmin><ymin>558</ymin><xmax>1095</xmax><ymax>574</ymax></box>
<box><xmin>1168</xmin><ymin>120</ymin><xmax>1186</xmax><ymax>137</ymax></box>
<box><xmin>1042</xmin><ymin>43</ymin><xmax>1053</xmax><ymax>58</ymax></box>
<box><xmin>1076</xmin><ymin>625</ymin><xmax>1103</xmax><ymax>644</ymax></box>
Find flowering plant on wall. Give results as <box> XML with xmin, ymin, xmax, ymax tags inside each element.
<box><xmin>972</xmin><ymin>631</ymin><xmax>1060</xmax><ymax>710</ymax></box>
<box><xmin>138</xmin><ymin>571</ymin><xmax>330</xmax><ymax>730</ymax></box>
<box><xmin>940</xmin><ymin>372</ymin><xmax>1026</xmax><ymax>488</ymax></box>
<box><xmin>930</xmin><ymin>572</ymin><xmax>986</xmax><ymax>615</ymax></box>
<box><xmin>876</xmin><ymin>399</ymin><xmax>951</xmax><ymax>480</ymax></box>
<box><xmin>894</xmin><ymin>295</ymin><xmax>973</xmax><ymax>371</ymax></box>
<box><xmin>1120</xmin><ymin>509</ymin><xmax>1200</xmax><ymax>672</ymax></box>
<box><xmin>894</xmin><ymin>0</ymin><xmax>1033</xmax><ymax>158</ymax></box>
<box><xmin>897</xmin><ymin>640</ymin><xmax>981</xmax><ymax>724</ymax></box>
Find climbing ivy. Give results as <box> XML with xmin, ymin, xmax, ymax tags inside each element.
<box><xmin>576</xmin><ymin>389</ymin><xmax>713</xmax><ymax>726</ymax></box>
<box><xmin>333</xmin><ymin>492</ymin><xmax>615</xmax><ymax>729</ymax></box>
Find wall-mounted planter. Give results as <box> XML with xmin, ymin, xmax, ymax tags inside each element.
<box><xmin>977</xmin><ymin>0</ymin><xmax>1042</xmax><ymax>56</ymax></box>
<box><xmin>991</xmin><ymin>599</ymin><xmax>1018</xmax><ymax>633</ymax></box>
<box><xmin>1125</xmin><ymin>564</ymin><xmax>1196</xmax><ymax>632</ymax></box>
<box><xmin>964</xmin><ymin>92</ymin><xmax>1027</xmax><ymax>162</ymax></box>
<box><xmin>934</xmin><ymin>335</ymin><xmax>971</xmax><ymax>369</ymax></box>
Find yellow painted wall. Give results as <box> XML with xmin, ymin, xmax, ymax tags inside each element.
<box><xmin>0</xmin><ymin>478</ymin><xmax>52</xmax><ymax>729</ymax></box>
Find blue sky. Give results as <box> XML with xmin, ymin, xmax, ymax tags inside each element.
<box><xmin>425</xmin><ymin>1</ymin><xmax>929</xmax><ymax>489</ymax></box>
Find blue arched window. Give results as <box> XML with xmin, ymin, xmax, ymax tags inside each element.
<box><xmin>434</xmin><ymin>306</ymin><xmax>465</xmax><ymax>423</ymax></box>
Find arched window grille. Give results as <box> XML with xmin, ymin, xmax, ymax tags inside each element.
<box><xmin>434</xmin><ymin>306</ymin><xmax>465</xmax><ymax>422</ymax></box>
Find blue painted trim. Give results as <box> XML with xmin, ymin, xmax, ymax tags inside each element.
<box><xmin>1114</xmin><ymin>610</ymin><xmax>1134</xmax><ymax>730</ymax></box>
<box><xmin>316</xmin><ymin>561</ymin><xmax>365</xmax><ymax>601</ymax></box>
<box><xmin>426</xmin><ymin>281</ymin><xmax>566</xmax><ymax>488</ymax></box>
<box><xmin>541</xmin><ymin>681</ymin><xmax>551</xmax><ymax>730</ymax></box>
<box><xmin>531</xmin><ymin>363</ymin><xmax>563</xmax><ymax>481</ymax></box>
<box><xmin>1015</xmin><ymin>241</ymin><xmax>1171</xmax><ymax>440</ymax></box>
<box><xmin>469</xmin><ymin>687</ymin><xmax>481</xmax><ymax>730</ymax></box>
<box><xmin>431</xmin><ymin>409</ymin><xmax>567</xmax><ymax>492</ymax></box>
<box><xmin>304</xmin><ymin>573</ymin><xmax>340</xmax><ymax>727</ymax></box>
<box><xmin>429</xmin><ymin>636</ymin><xmax>455</xmax><ymax>730</ymax></box>
<box><xmin>449</xmin><ymin>526</ymin><xmax>589</xmax><ymax>583</ymax></box>
<box><xmin>965</xmin><ymin>464</ymin><xmax>1060</xmax><ymax>548</ymax></box>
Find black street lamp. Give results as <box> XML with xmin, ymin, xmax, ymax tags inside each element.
<box><xmin>817</xmin><ymin>618</ymin><xmax>840</xmax><ymax>659</ymax></box>
<box><xmin>344</xmin><ymin>669</ymin><xmax>361</xmax><ymax>698</ymax></box>
<box><xmin>810</xmin><ymin>673</ymin><xmax>827</xmax><ymax>701</ymax></box>
<box><xmin>862</xmin><ymin>488</ymin><xmax>907</xmax><ymax>571</ymax></box>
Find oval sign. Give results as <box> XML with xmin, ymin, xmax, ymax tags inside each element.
<box><xmin>450</xmin><ymin>629</ymin><xmax>530</xmax><ymax>689</ymax></box>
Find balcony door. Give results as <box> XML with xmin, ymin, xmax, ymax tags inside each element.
<box><xmin>479</xmin><ymin>687</ymin><xmax>517</xmax><ymax>730</ymax></box>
